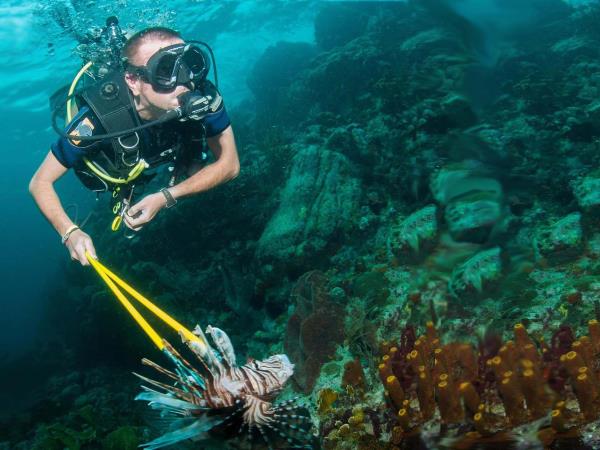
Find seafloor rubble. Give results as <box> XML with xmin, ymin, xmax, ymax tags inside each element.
<box><xmin>5</xmin><ymin>0</ymin><xmax>600</xmax><ymax>449</ymax></box>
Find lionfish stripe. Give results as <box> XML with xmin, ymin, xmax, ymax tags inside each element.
<box><xmin>239</xmin><ymin>366</ymin><xmax>263</xmax><ymax>393</ymax></box>
<box><xmin>255</xmin><ymin>360</ymin><xmax>283</xmax><ymax>386</ymax></box>
<box><xmin>252</xmin><ymin>362</ymin><xmax>278</xmax><ymax>386</ymax></box>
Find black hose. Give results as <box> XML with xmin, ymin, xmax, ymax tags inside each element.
<box><xmin>51</xmin><ymin>92</ymin><xmax>180</xmax><ymax>142</ymax></box>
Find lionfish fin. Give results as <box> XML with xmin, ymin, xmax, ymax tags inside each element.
<box><xmin>206</xmin><ymin>325</ymin><xmax>237</xmax><ymax>368</ymax></box>
<box><xmin>140</xmin><ymin>415</ymin><xmax>225</xmax><ymax>450</ymax></box>
<box><xmin>189</xmin><ymin>325</ymin><xmax>225</xmax><ymax>375</ymax></box>
<box><xmin>163</xmin><ymin>341</ymin><xmax>212</xmax><ymax>385</ymax></box>
<box><xmin>263</xmin><ymin>419</ymin><xmax>314</xmax><ymax>449</ymax></box>
<box><xmin>136</xmin><ymin>386</ymin><xmax>206</xmax><ymax>415</ymax></box>
<box><xmin>132</xmin><ymin>372</ymin><xmax>197</xmax><ymax>403</ymax></box>
<box><xmin>264</xmin><ymin>400</ymin><xmax>314</xmax><ymax>449</ymax></box>
<box><xmin>141</xmin><ymin>358</ymin><xmax>179</xmax><ymax>382</ymax></box>
<box><xmin>256</xmin><ymin>424</ymin><xmax>275</xmax><ymax>450</ymax></box>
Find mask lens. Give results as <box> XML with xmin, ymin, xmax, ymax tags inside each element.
<box><xmin>154</xmin><ymin>53</ymin><xmax>179</xmax><ymax>85</ymax></box>
<box><xmin>182</xmin><ymin>47</ymin><xmax>206</xmax><ymax>77</ymax></box>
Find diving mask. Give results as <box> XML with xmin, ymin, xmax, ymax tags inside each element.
<box><xmin>127</xmin><ymin>43</ymin><xmax>210</xmax><ymax>92</ymax></box>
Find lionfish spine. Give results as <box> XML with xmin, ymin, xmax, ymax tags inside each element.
<box><xmin>141</xmin><ymin>358</ymin><xmax>179</xmax><ymax>382</ymax></box>
<box><xmin>133</xmin><ymin>372</ymin><xmax>198</xmax><ymax>403</ymax></box>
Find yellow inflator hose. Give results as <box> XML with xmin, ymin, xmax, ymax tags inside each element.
<box><xmin>85</xmin><ymin>251</ymin><xmax>208</xmax><ymax>353</ymax></box>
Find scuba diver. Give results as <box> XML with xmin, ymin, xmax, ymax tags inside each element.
<box><xmin>29</xmin><ymin>19</ymin><xmax>239</xmax><ymax>266</ymax></box>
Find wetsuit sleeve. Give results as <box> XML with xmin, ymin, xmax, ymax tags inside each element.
<box><xmin>202</xmin><ymin>105</ymin><xmax>231</xmax><ymax>138</ymax></box>
<box><xmin>50</xmin><ymin>106</ymin><xmax>98</xmax><ymax>168</ymax></box>
<box><xmin>197</xmin><ymin>79</ymin><xmax>231</xmax><ymax>138</ymax></box>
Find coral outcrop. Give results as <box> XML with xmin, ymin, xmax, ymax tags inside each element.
<box><xmin>534</xmin><ymin>212</ymin><xmax>584</xmax><ymax>265</ymax></box>
<box><xmin>388</xmin><ymin>205</ymin><xmax>439</xmax><ymax>261</ymax></box>
<box><xmin>448</xmin><ymin>247</ymin><xmax>504</xmax><ymax>300</ymax></box>
<box><xmin>256</xmin><ymin>146</ymin><xmax>361</xmax><ymax>276</ymax></box>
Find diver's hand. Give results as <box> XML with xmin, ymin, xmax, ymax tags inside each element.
<box><xmin>65</xmin><ymin>229</ymin><xmax>97</xmax><ymax>266</ymax></box>
<box><xmin>124</xmin><ymin>193</ymin><xmax>165</xmax><ymax>230</ymax></box>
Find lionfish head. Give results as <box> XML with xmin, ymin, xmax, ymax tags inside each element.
<box><xmin>257</xmin><ymin>354</ymin><xmax>294</xmax><ymax>384</ymax></box>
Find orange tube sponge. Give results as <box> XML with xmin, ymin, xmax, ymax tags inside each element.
<box><xmin>520</xmin><ymin>368</ymin><xmax>548</xmax><ymax>418</ymax></box>
<box><xmin>490</xmin><ymin>356</ymin><xmax>509</xmax><ymax>380</ymax></box>
<box><xmin>459</xmin><ymin>381</ymin><xmax>480</xmax><ymax>414</ymax></box>
<box><xmin>417</xmin><ymin>370</ymin><xmax>435</xmax><ymax>420</ymax></box>
<box><xmin>573</xmin><ymin>372</ymin><xmax>598</xmax><ymax>420</ymax></box>
<box><xmin>562</xmin><ymin>351</ymin><xmax>587</xmax><ymax>378</ymax></box>
<box><xmin>498</xmin><ymin>371</ymin><xmax>526</xmax><ymax>424</ymax></box>
<box><xmin>437</xmin><ymin>380</ymin><xmax>463</xmax><ymax>424</ymax></box>
<box><xmin>550</xmin><ymin>409</ymin><xmax>567</xmax><ymax>432</ymax></box>
<box><xmin>378</xmin><ymin>355</ymin><xmax>393</xmax><ymax>383</ymax></box>
<box><xmin>573</xmin><ymin>338</ymin><xmax>594</xmax><ymax>370</ymax></box>
<box><xmin>397</xmin><ymin>408</ymin><xmax>410</xmax><ymax>431</ymax></box>
<box><xmin>499</xmin><ymin>341</ymin><xmax>517</xmax><ymax>369</ymax></box>
<box><xmin>521</xmin><ymin>344</ymin><xmax>542</xmax><ymax>368</ymax></box>
<box><xmin>473</xmin><ymin>411</ymin><xmax>494</xmax><ymax>436</ymax></box>
<box><xmin>457</xmin><ymin>344</ymin><xmax>477</xmax><ymax>381</ymax></box>
<box><xmin>386</xmin><ymin>375</ymin><xmax>405</xmax><ymax>409</ymax></box>
<box><xmin>514</xmin><ymin>323</ymin><xmax>534</xmax><ymax>348</ymax></box>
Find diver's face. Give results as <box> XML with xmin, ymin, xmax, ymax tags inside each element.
<box><xmin>126</xmin><ymin>37</ymin><xmax>190</xmax><ymax>119</ymax></box>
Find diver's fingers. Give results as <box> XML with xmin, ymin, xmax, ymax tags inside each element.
<box><xmin>76</xmin><ymin>243</ymin><xmax>90</xmax><ymax>266</ymax></box>
<box><xmin>124</xmin><ymin>207</ymin><xmax>147</xmax><ymax>229</ymax></box>
<box><xmin>124</xmin><ymin>217</ymin><xmax>144</xmax><ymax>231</ymax></box>
<box><xmin>65</xmin><ymin>229</ymin><xmax>95</xmax><ymax>266</ymax></box>
<box><xmin>123</xmin><ymin>215</ymin><xmax>136</xmax><ymax>230</ymax></box>
<box><xmin>84</xmin><ymin>238</ymin><xmax>98</xmax><ymax>261</ymax></box>
<box><xmin>127</xmin><ymin>200</ymin><xmax>143</xmax><ymax>218</ymax></box>
<box><xmin>65</xmin><ymin>230</ymin><xmax>84</xmax><ymax>265</ymax></box>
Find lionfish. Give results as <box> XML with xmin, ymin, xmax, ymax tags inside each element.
<box><xmin>134</xmin><ymin>324</ymin><xmax>314</xmax><ymax>449</ymax></box>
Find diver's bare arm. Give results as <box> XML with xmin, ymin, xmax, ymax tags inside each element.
<box><xmin>168</xmin><ymin>125</ymin><xmax>240</xmax><ymax>200</ymax></box>
<box><xmin>28</xmin><ymin>151</ymin><xmax>75</xmax><ymax>236</ymax></box>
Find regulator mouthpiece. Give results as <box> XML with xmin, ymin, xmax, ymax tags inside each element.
<box><xmin>176</xmin><ymin>91</ymin><xmax>213</xmax><ymax>121</ymax></box>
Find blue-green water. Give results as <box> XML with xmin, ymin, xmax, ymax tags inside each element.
<box><xmin>3</xmin><ymin>1</ymin><xmax>600</xmax><ymax>449</ymax></box>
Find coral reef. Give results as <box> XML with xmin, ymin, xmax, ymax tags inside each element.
<box><xmin>12</xmin><ymin>2</ymin><xmax>600</xmax><ymax>450</ymax></box>
<box><xmin>448</xmin><ymin>247</ymin><xmax>503</xmax><ymax>300</ymax></box>
<box><xmin>534</xmin><ymin>213</ymin><xmax>584</xmax><ymax>265</ymax></box>
<box><xmin>255</xmin><ymin>146</ymin><xmax>361</xmax><ymax>277</ymax></box>
<box><xmin>388</xmin><ymin>205</ymin><xmax>439</xmax><ymax>261</ymax></box>
<box><xmin>572</xmin><ymin>171</ymin><xmax>600</xmax><ymax>214</ymax></box>
<box><xmin>320</xmin><ymin>320</ymin><xmax>600</xmax><ymax>450</ymax></box>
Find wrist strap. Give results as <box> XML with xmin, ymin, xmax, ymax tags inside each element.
<box><xmin>160</xmin><ymin>187</ymin><xmax>177</xmax><ymax>208</ymax></box>
<box><xmin>61</xmin><ymin>225</ymin><xmax>80</xmax><ymax>244</ymax></box>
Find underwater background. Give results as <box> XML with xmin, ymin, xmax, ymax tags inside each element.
<box><xmin>3</xmin><ymin>0</ymin><xmax>600</xmax><ymax>448</ymax></box>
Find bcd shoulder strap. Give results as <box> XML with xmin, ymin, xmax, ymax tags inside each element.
<box><xmin>80</xmin><ymin>70</ymin><xmax>140</xmax><ymax>172</ymax></box>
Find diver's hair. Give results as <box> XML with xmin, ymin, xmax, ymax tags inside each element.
<box><xmin>123</xmin><ymin>27</ymin><xmax>182</xmax><ymax>64</ymax></box>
